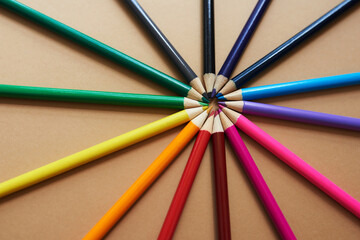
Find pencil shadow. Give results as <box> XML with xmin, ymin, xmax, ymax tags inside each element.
<box><xmin>0</xmin><ymin>5</ymin><xmax>178</xmax><ymax>96</ymax></box>
<box><xmin>0</xmin><ymin>125</ymin><xmax>185</xmax><ymax>204</ymax></box>
<box><xmin>114</xmin><ymin>0</ymin><xmax>189</xmax><ymax>82</ymax></box>
<box><xmin>237</xmin><ymin>4</ymin><xmax>360</xmax><ymax>88</ymax></box>
<box><xmin>235</xmin><ymin>128</ymin><xmax>360</xmax><ymax>223</ymax></box>
<box><xmin>0</xmin><ymin>97</ymin><xmax>177</xmax><ymax>116</ymax></box>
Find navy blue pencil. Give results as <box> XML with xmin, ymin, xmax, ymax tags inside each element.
<box><xmin>211</xmin><ymin>0</ymin><xmax>271</xmax><ymax>97</ymax></box>
<box><xmin>217</xmin><ymin>0</ymin><xmax>359</xmax><ymax>97</ymax></box>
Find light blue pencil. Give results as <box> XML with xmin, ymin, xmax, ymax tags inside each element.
<box><xmin>217</xmin><ymin>72</ymin><xmax>360</xmax><ymax>101</ymax></box>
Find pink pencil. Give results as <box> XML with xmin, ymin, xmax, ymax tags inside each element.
<box><xmin>219</xmin><ymin>110</ymin><xmax>296</xmax><ymax>240</ymax></box>
<box><xmin>220</xmin><ymin>106</ymin><xmax>360</xmax><ymax>218</ymax></box>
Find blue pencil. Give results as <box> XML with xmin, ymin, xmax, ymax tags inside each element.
<box><xmin>217</xmin><ymin>72</ymin><xmax>360</xmax><ymax>101</ymax></box>
<box><xmin>217</xmin><ymin>0</ymin><xmax>359</xmax><ymax>97</ymax></box>
<box><xmin>211</xmin><ymin>0</ymin><xmax>271</xmax><ymax>97</ymax></box>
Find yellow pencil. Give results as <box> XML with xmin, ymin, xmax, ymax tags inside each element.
<box><xmin>83</xmin><ymin>108</ymin><xmax>212</xmax><ymax>240</ymax></box>
<box><xmin>0</xmin><ymin>106</ymin><xmax>207</xmax><ymax>198</ymax></box>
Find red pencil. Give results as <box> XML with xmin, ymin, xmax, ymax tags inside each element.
<box><xmin>158</xmin><ymin>112</ymin><xmax>214</xmax><ymax>240</ymax></box>
<box><xmin>212</xmin><ymin>111</ymin><xmax>231</xmax><ymax>240</ymax></box>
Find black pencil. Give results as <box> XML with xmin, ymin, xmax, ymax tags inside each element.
<box><xmin>217</xmin><ymin>0</ymin><xmax>359</xmax><ymax>97</ymax></box>
<box><xmin>203</xmin><ymin>0</ymin><xmax>216</xmax><ymax>97</ymax></box>
<box><xmin>125</xmin><ymin>0</ymin><xmax>208</xmax><ymax>100</ymax></box>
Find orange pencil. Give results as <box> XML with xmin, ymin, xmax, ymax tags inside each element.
<box><xmin>83</xmin><ymin>107</ymin><xmax>212</xmax><ymax>240</ymax></box>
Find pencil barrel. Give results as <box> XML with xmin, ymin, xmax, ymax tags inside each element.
<box><xmin>84</xmin><ymin>122</ymin><xmax>201</xmax><ymax>240</ymax></box>
<box><xmin>212</xmin><ymin>132</ymin><xmax>231</xmax><ymax>240</ymax></box>
<box><xmin>225</xmin><ymin>126</ymin><xmax>296</xmax><ymax>239</ymax></box>
<box><xmin>158</xmin><ymin>130</ymin><xmax>212</xmax><ymax>240</ymax></box>
<box><xmin>125</xmin><ymin>0</ymin><xmax>197</xmax><ymax>82</ymax></box>
<box><xmin>0</xmin><ymin>0</ymin><xmax>191</xmax><ymax>97</ymax></box>
<box><xmin>0</xmin><ymin>110</ymin><xmax>191</xmax><ymax>198</ymax></box>
<box><xmin>217</xmin><ymin>0</ymin><xmax>270</xmax><ymax>79</ymax></box>
<box><xmin>242</xmin><ymin>72</ymin><xmax>360</xmax><ymax>100</ymax></box>
<box><xmin>203</xmin><ymin>0</ymin><xmax>215</xmax><ymax>75</ymax></box>
<box><xmin>0</xmin><ymin>84</ymin><xmax>187</xmax><ymax>109</ymax></box>
<box><xmin>236</xmin><ymin>115</ymin><xmax>360</xmax><ymax>218</ymax></box>
<box><xmin>242</xmin><ymin>101</ymin><xmax>360</xmax><ymax>131</ymax></box>
<box><xmin>231</xmin><ymin>0</ymin><xmax>358</xmax><ymax>87</ymax></box>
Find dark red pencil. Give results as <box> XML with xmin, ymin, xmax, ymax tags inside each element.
<box><xmin>158</xmin><ymin>112</ymin><xmax>214</xmax><ymax>240</ymax></box>
<box><xmin>212</xmin><ymin>111</ymin><xmax>231</xmax><ymax>240</ymax></box>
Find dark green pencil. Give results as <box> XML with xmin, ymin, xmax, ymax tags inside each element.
<box><xmin>0</xmin><ymin>0</ymin><xmax>207</xmax><ymax>103</ymax></box>
<box><xmin>0</xmin><ymin>84</ymin><xmax>207</xmax><ymax>109</ymax></box>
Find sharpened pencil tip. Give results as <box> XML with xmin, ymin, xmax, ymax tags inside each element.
<box><xmin>218</xmin><ymin>104</ymin><xmax>224</xmax><ymax>110</ymax></box>
<box><xmin>210</xmin><ymin>89</ymin><xmax>217</xmax><ymax>98</ymax></box>
<box><xmin>202</xmin><ymin>105</ymin><xmax>209</xmax><ymax>111</ymax></box>
<box><xmin>217</xmin><ymin>94</ymin><xmax>225</xmax><ymax>100</ymax></box>
<box><xmin>199</xmin><ymin>102</ymin><xmax>208</xmax><ymax>106</ymax></box>
<box><xmin>202</xmin><ymin>96</ymin><xmax>210</xmax><ymax>103</ymax></box>
<box><xmin>206</xmin><ymin>105</ymin><xmax>213</xmax><ymax>113</ymax></box>
<box><xmin>218</xmin><ymin>101</ymin><xmax>225</xmax><ymax>106</ymax></box>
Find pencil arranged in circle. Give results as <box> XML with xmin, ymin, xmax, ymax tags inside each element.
<box><xmin>211</xmin><ymin>0</ymin><xmax>271</xmax><ymax>97</ymax></box>
<box><xmin>203</xmin><ymin>0</ymin><xmax>216</xmax><ymax>96</ymax></box>
<box><xmin>220</xmin><ymin>100</ymin><xmax>360</xmax><ymax>131</ymax></box>
<box><xmin>83</xmin><ymin>109</ymin><xmax>211</xmax><ymax>240</ymax></box>
<box><xmin>158</xmin><ymin>113</ymin><xmax>214</xmax><ymax>240</ymax></box>
<box><xmin>125</xmin><ymin>0</ymin><xmax>208</xmax><ymax>100</ymax></box>
<box><xmin>217</xmin><ymin>0</ymin><xmax>359</xmax><ymax>96</ymax></box>
<box><xmin>0</xmin><ymin>0</ymin><xmax>206</xmax><ymax>102</ymax></box>
<box><xmin>219</xmin><ymin>111</ymin><xmax>296</xmax><ymax>240</ymax></box>
<box><xmin>0</xmin><ymin>106</ymin><xmax>207</xmax><ymax>199</ymax></box>
<box><xmin>211</xmin><ymin>111</ymin><xmax>231</xmax><ymax>240</ymax></box>
<box><xmin>217</xmin><ymin>72</ymin><xmax>360</xmax><ymax>101</ymax></box>
<box><xmin>220</xmin><ymin>106</ymin><xmax>360</xmax><ymax>218</ymax></box>
<box><xmin>0</xmin><ymin>84</ymin><xmax>208</xmax><ymax>109</ymax></box>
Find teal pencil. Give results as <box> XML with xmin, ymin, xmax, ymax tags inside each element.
<box><xmin>0</xmin><ymin>84</ymin><xmax>207</xmax><ymax>109</ymax></box>
<box><xmin>0</xmin><ymin>0</ymin><xmax>206</xmax><ymax>102</ymax></box>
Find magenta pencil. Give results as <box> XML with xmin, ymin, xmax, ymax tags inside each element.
<box><xmin>212</xmin><ymin>111</ymin><xmax>231</xmax><ymax>240</ymax></box>
<box><xmin>220</xmin><ymin>106</ymin><xmax>360</xmax><ymax>218</ymax></box>
<box><xmin>219</xmin><ymin>111</ymin><xmax>296</xmax><ymax>240</ymax></box>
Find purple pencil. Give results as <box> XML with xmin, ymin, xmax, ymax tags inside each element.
<box><xmin>219</xmin><ymin>110</ymin><xmax>296</xmax><ymax>240</ymax></box>
<box><xmin>219</xmin><ymin>100</ymin><xmax>360</xmax><ymax>131</ymax></box>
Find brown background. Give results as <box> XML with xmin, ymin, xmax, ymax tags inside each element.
<box><xmin>0</xmin><ymin>0</ymin><xmax>359</xmax><ymax>239</ymax></box>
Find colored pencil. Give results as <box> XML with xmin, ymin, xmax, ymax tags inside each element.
<box><xmin>158</xmin><ymin>113</ymin><xmax>214</xmax><ymax>240</ymax></box>
<box><xmin>219</xmin><ymin>111</ymin><xmax>296</xmax><ymax>240</ymax></box>
<box><xmin>83</xmin><ymin>109</ymin><xmax>211</xmax><ymax>240</ymax></box>
<box><xmin>125</xmin><ymin>0</ymin><xmax>208</xmax><ymax>100</ymax></box>
<box><xmin>0</xmin><ymin>0</ymin><xmax>206</xmax><ymax>102</ymax></box>
<box><xmin>220</xmin><ymin>106</ymin><xmax>360</xmax><ymax>218</ymax></box>
<box><xmin>211</xmin><ymin>111</ymin><xmax>231</xmax><ymax>240</ymax></box>
<box><xmin>217</xmin><ymin>0</ymin><xmax>359</xmax><ymax>96</ymax></box>
<box><xmin>0</xmin><ymin>84</ymin><xmax>208</xmax><ymax>109</ymax></box>
<box><xmin>203</xmin><ymin>0</ymin><xmax>216</xmax><ymax>96</ymax></box>
<box><xmin>0</xmin><ymin>106</ymin><xmax>207</xmax><ymax>198</ymax></box>
<box><xmin>211</xmin><ymin>0</ymin><xmax>271</xmax><ymax>97</ymax></box>
<box><xmin>220</xmin><ymin>100</ymin><xmax>360</xmax><ymax>131</ymax></box>
<box><xmin>217</xmin><ymin>72</ymin><xmax>360</xmax><ymax>101</ymax></box>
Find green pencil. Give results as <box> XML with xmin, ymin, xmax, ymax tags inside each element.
<box><xmin>0</xmin><ymin>0</ymin><xmax>207</xmax><ymax>103</ymax></box>
<box><xmin>0</xmin><ymin>84</ymin><xmax>207</xmax><ymax>109</ymax></box>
